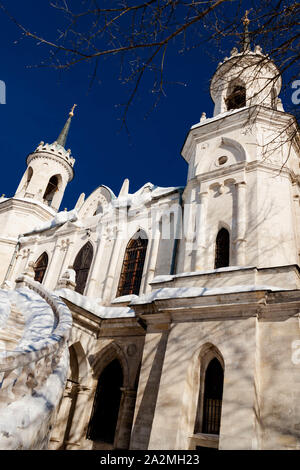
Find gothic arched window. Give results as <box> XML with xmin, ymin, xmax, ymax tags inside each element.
<box><xmin>73</xmin><ymin>242</ymin><xmax>93</xmax><ymax>295</ymax></box>
<box><xmin>26</xmin><ymin>167</ymin><xmax>33</xmax><ymax>187</ymax></box>
<box><xmin>226</xmin><ymin>85</ymin><xmax>246</xmax><ymax>111</ymax></box>
<box><xmin>34</xmin><ymin>252</ymin><xmax>48</xmax><ymax>283</ymax></box>
<box><xmin>43</xmin><ymin>175</ymin><xmax>59</xmax><ymax>206</ymax></box>
<box><xmin>117</xmin><ymin>231</ymin><xmax>148</xmax><ymax>297</ymax></box>
<box><xmin>214</xmin><ymin>228</ymin><xmax>230</xmax><ymax>269</ymax></box>
<box><xmin>87</xmin><ymin>359</ymin><xmax>123</xmax><ymax>445</ymax></box>
<box><xmin>202</xmin><ymin>358</ymin><xmax>224</xmax><ymax>435</ymax></box>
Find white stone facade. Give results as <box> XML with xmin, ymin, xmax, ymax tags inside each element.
<box><xmin>0</xmin><ymin>43</ymin><xmax>299</xmax><ymax>450</ymax></box>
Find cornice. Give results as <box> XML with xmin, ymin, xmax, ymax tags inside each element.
<box><xmin>181</xmin><ymin>106</ymin><xmax>299</xmax><ymax>162</ymax></box>
<box><xmin>0</xmin><ymin>197</ymin><xmax>54</xmax><ymax>219</ymax></box>
<box><xmin>133</xmin><ymin>288</ymin><xmax>300</xmax><ymax>325</ymax></box>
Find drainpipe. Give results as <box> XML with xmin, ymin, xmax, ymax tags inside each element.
<box><xmin>170</xmin><ymin>188</ymin><xmax>184</xmax><ymax>275</ymax></box>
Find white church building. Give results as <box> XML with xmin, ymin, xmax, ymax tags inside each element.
<box><xmin>0</xmin><ymin>25</ymin><xmax>299</xmax><ymax>450</ymax></box>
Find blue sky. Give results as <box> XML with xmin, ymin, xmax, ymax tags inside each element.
<box><xmin>0</xmin><ymin>0</ymin><xmax>291</xmax><ymax>210</ymax></box>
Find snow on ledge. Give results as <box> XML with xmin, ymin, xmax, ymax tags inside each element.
<box><xmin>130</xmin><ymin>285</ymin><xmax>290</xmax><ymax>305</ymax></box>
<box><xmin>151</xmin><ymin>266</ymin><xmax>256</xmax><ymax>284</ymax></box>
<box><xmin>56</xmin><ymin>288</ymin><xmax>135</xmax><ymax>319</ymax></box>
<box><xmin>112</xmin><ymin>294</ymin><xmax>138</xmax><ymax>304</ymax></box>
<box><xmin>12</xmin><ymin>197</ymin><xmax>56</xmax><ymax>216</ymax></box>
<box><xmin>22</xmin><ymin>209</ymin><xmax>78</xmax><ymax>238</ymax></box>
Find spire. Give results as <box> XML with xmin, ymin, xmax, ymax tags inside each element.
<box><xmin>56</xmin><ymin>104</ymin><xmax>77</xmax><ymax>148</ymax></box>
<box><xmin>242</xmin><ymin>10</ymin><xmax>251</xmax><ymax>52</ymax></box>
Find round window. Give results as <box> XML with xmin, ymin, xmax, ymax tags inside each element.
<box><xmin>218</xmin><ymin>156</ymin><xmax>228</xmax><ymax>165</ymax></box>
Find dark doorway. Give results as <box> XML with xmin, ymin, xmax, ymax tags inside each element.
<box><xmin>202</xmin><ymin>358</ymin><xmax>224</xmax><ymax>435</ymax></box>
<box><xmin>87</xmin><ymin>359</ymin><xmax>123</xmax><ymax>445</ymax></box>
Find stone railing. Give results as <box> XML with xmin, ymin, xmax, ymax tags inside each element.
<box><xmin>0</xmin><ymin>275</ymin><xmax>72</xmax><ymax>449</ymax></box>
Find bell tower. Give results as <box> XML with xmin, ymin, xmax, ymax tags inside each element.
<box><xmin>15</xmin><ymin>105</ymin><xmax>76</xmax><ymax>212</ymax></box>
<box><xmin>179</xmin><ymin>13</ymin><xmax>300</xmax><ymax>275</ymax></box>
<box><xmin>210</xmin><ymin>12</ymin><xmax>283</xmax><ymax>117</ymax></box>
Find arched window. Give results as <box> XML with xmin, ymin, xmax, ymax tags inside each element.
<box><xmin>202</xmin><ymin>358</ymin><xmax>224</xmax><ymax>435</ymax></box>
<box><xmin>117</xmin><ymin>231</ymin><xmax>148</xmax><ymax>297</ymax></box>
<box><xmin>26</xmin><ymin>167</ymin><xmax>33</xmax><ymax>187</ymax></box>
<box><xmin>87</xmin><ymin>359</ymin><xmax>123</xmax><ymax>445</ymax></box>
<box><xmin>73</xmin><ymin>242</ymin><xmax>93</xmax><ymax>295</ymax></box>
<box><xmin>226</xmin><ymin>85</ymin><xmax>246</xmax><ymax>111</ymax></box>
<box><xmin>34</xmin><ymin>252</ymin><xmax>48</xmax><ymax>283</ymax></box>
<box><xmin>43</xmin><ymin>175</ymin><xmax>59</xmax><ymax>206</ymax></box>
<box><xmin>214</xmin><ymin>228</ymin><xmax>230</xmax><ymax>269</ymax></box>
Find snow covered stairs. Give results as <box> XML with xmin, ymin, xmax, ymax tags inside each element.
<box><xmin>0</xmin><ymin>272</ymin><xmax>72</xmax><ymax>449</ymax></box>
<box><xmin>0</xmin><ymin>303</ymin><xmax>25</xmax><ymax>351</ymax></box>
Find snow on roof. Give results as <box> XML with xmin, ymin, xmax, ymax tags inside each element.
<box><xmin>190</xmin><ymin>106</ymin><xmax>248</xmax><ymax>131</ymax></box>
<box><xmin>55</xmin><ymin>288</ymin><xmax>135</xmax><ymax>319</ymax></box>
<box><xmin>130</xmin><ymin>285</ymin><xmax>290</xmax><ymax>305</ymax></box>
<box><xmin>21</xmin><ymin>209</ymin><xmax>78</xmax><ymax>238</ymax></box>
<box><xmin>112</xmin><ymin>183</ymin><xmax>182</xmax><ymax>210</ymax></box>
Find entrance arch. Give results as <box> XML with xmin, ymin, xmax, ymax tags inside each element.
<box><xmin>87</xmin><ymin>359</ymin><xmax>123</xmax><ymax>447</ymax></box>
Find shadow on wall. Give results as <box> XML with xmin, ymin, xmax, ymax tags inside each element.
<box><xmin>130</xmin><ymin>329</ymin><xmax>170</xmax><ymax>450</ymax></box>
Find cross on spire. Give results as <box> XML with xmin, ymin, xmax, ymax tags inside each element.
<box><xmin>242</xmin><ymin>9</ymin><xmax>251</xmax><ymax>52</ymax></box>
<box><xmin>56</xmin><ymin>104</ymin><xmax>77</xmax><ymax>148</ymax></box>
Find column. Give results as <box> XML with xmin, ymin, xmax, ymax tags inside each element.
<box><xmin>42</xmin><ymin>239</ymin><xmax>61</xmax><ymax>288</ymax></box>
<box><xmin>195</xmin><ymin>190</ymin><xmax>209</xmax><ymax>271</ymax></box>
<box><xmin>143</xmin><ymin>225</ymin><xmax>161</xmax><ymax>292</ymax></box>
<box><xmin>183</xmin><ymin>187</ymin><xmax>196</xmax><ymax>273</ymax></box>
<box><xmin>85</xmin><ymin>233</ymin><xmax>106</xmax><ymax>298</ymax></box>
<box><xmin>58</xmin><ymin>238</ymin><xmax>74</xmax><ymax>280</ymax></box>
<box><xmin>64</xmin><ymin>384</ymin><xmax>93</xmax><ymax>450</ymax></box>
<box><xmin>235</xmin><ymin>181</ymin><xmax>247</xmax><ymax>265</ymax></box>
<box><xmin>9</xmin><ymin>250</ymin><xmax>23</xmax><ymax>283</ymax></box>
<box><xmin>103</xmin><ymin>228</ymin><xmax>124</xmax><ymax>302</ymax></box>
<box><xmin>48</xmin><ymin>380</ymin><xmax>74</xmax><ymax>449</ymax></box>
<box><xmin>115</xmin><ymin>388</ymin><xmax>137</xmax><ymax>449</ymax></box>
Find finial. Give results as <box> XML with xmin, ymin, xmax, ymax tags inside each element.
<box><xmin>56</xmin><ymin>105</ymin><xmax>76</xmax><ymax>148</ymax></box>
<box><xmin>241</xmin><ymin>9</ymin><xmax>252</xmax><ymax>52</ymax></box>
<box><xmin>242</xmin><ymin>10</ymin><xmax>250</xmax><ymax>26</ymax></box>
<box><xmin>69</xmin><ymin>104</ymin><xmax>77</xmax><ymax>117</ymax></box>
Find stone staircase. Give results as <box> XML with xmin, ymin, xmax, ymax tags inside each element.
<box><xmin>0</xmin><ymin>305</ymin><xmax>25</xmax><ymax>351</ymax></box>
<box><xmin>0</xmin><ymin>273</ymin><xmax>72</xmax><ymax>449</ymax></box>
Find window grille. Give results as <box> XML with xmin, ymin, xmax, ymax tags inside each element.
<box><xmin>202</xmin><ymin>358</ymin><xmax>224</xmax><ymax>435</ymax></box>
<box><xmin>34</xmin><ymin>252</ymin><xmax>48</xmax><ymax>283</ymax></box>
<box><xmin>117</xmin><ymin>233</ymin><xmax>148</xmax><ymax>297</ymax></box>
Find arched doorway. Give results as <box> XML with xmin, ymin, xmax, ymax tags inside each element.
<box><xmin>87</xmin><ymin>359</ymin><xmax>123</xmax><ymax>448</ymax></box>
<box><xmin>73</xmin><ymin>242</ymin><xmax>93</xmax><ymax>295</ymax></box>
<box><xmin>202</xmin><ymin>358</ymin><xmax>224</xmax><ymax>435</ymax></box>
